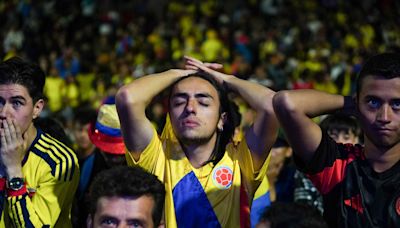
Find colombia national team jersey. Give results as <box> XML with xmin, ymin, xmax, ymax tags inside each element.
<box><xmin>0</xmin><ymin>128</ymin><xmax>79</xmax><ymax>227</ymax></box>
<box><xmin>126</xmin><ymin>118</ymin><xmax>269</xmax><ymax>228</ymax></box>
<box><xmin>295</xmin><ymin>132</ymin><xmax>400</xmax><ymax>228</ymax></box>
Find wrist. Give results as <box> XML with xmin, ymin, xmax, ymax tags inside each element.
<box><xmin>5</xmin><ymin>166</ymin><xmax>23</xmax><ymax>179</ymax></box>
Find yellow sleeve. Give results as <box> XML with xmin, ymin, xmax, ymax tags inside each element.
<box><xmin>6</xmin><ymin>155</ymin><xmax>79</xmax><ymax>227</ymax></box>
<box><xmin>126</xmin><ymin>127</ymin><xmax>165</xmax><ymax>176</ymax></box>
<box><xmin>230</xmin><ymin>138</ymin><xmax>270</xmax><ymax>196</ymax></box>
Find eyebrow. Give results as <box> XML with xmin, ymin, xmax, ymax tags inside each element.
<box><xmin>172</xmin><ymin>92</ymin><xmax>215</xmax><ymax>99</ymax></box>
<box><xmin>11</xmin><ymin>96</ymin><xmax>27</xmax><ymax>101</ymax></box>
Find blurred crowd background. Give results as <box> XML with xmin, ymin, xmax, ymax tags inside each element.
<box><xmin>1</xmin><ymin>0</ymin><xmax>399</xmax><ymax>144</ymax></box>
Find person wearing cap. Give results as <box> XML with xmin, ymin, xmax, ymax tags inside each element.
<box><xmin>0</xmin><ymin>57</ymin><xmax>79</xmax><ymax>227</ymax></box>
<box><xmin>72</xmin><ymin>103</ymin><xmax>126</xmax><ymax>227</ymax></box>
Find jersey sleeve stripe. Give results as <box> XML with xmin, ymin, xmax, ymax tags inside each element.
<box><xmin>42</xmin><ymin>134</ymin><xmax>77</xmax><ymax>181</ymax></box>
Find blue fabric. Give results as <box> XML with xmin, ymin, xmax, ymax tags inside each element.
<box><xmin>173</xmin><ymin>171</ymin><xmax>221</xmax><ymax>228</ymax></box>
<box><xmin>95</xmin><ymin>122</ymin><xmax>122</xmax><ymax>137</ymax></box>
<box><xmin>250</xmin><ymin>191</ymin><xmax>271</xmax><ymax>228</ymax></box>
<box><xmin>77</xmin><ymin>153</ymin><xmax>95</xmax><ymax>200</ymax></box>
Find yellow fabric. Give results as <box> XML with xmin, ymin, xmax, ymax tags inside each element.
<box><xmin>44</xmin><ymin>76</ymin><xmax>65</xmax><ymax>113</ymax></box>
<box><xmin>126</xmin><ymin>116</ymin><xmax>269</xmax><ymax>228</ymax></box>
<box><xmin>1</xmin><ymin>131</ymin><xmax>79</xmax><ymax>227</ymax></box>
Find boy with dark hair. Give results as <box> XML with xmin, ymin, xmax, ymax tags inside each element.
<box><xmin>273</xmin><ymin>52</ymin><xmax>400</xmax><ymax>227</ymax></box>
<box><xmin>87</xmin><ymin>166</ymin><xmax>165</xmax><ymax>228</ymax></box>
<box><xmin>319</xmin><ymin>113</ymin><xmax>361</xmax><ymax>144</ymax></box>
<box><xmin>0</xmin><ymin>57</ymin><xmax>79</xmax><ymax>227</ymax></box>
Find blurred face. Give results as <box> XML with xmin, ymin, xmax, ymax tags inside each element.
<box><xmin>88</xmin><ymin>196</ymin><xmax>156</xmax><ymax>228</ymax></box>
<box><xmin>267</xmin><ymin>146</ymin><xmax>292</xmax><ymax>182</ymax></box>
<box><xmin>357</xmin><ymin>75</ymin><xmax>400</xmax><ymax>148</ymax></box>
<box><xmin>0</xmin><ymin>84</ymin><xmax>43</xmax><ymax>134</ymax></box>
<box><xmin>328</xmin><ymin>129</ymin><xmax>358</xmax><ymax>144</ymax></box>
<box><xmin>73</xmin><ymin>122</ymin><xmax>93</xmax><ymax>151</ymax></box>
<box><xmin>169</xmin><ymin>77</ymin><xmax>223</xmax><ymax>145</ymax></box>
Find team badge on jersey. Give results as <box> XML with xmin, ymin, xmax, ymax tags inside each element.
<box><xmin>396</xmin><ymin>197</ymin><xmax>400</xmax><ymax>216</ymax></box>
<box><xmin>212</xmin><ymin>166</ymin><xmax>233</xmax><ymax>189</ymax></box>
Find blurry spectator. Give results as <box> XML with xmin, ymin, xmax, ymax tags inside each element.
<box><xmin>55</xmin><ymin>47</ymin><xmax>80</xmax><ymax>79</ymax></box>
<box><xmin>73</xmin><ymin>103</ymin><xmax>127</xmax><ymax>227</ymax></box>
<box><xmin>43</xmin><ymin>66</ymin><xmax>65</xmax><ymax>114</ymax></box>
<box><xmin>256</xmin><ymin>202</ymin><xmax>328</xmax><ymax>228</ymax></box>
<box><xmin>87</xmin><ymin>166</ymin><xmax>165</xmax><ymax>228</ymax></box>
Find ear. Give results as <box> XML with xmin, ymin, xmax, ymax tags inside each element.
<box><xmin>217</xmin><ymin>112</ymin><xmax>227</xmax><ymax>131</ymax></box>
<box><xmin>32</xmin><ymin>99</ymin><xmax>44</xmax><ymax>120</ymax></box>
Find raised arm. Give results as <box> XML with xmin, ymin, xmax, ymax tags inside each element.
<box><xmin>115</xmin><ymin>69</ymin><xmax>195</xmax><ymax>160</ymax></box>
<box><xmin>272</xmin><ymin>89</ymin><xmax>350</xmax><ymax>163</ymax></box>
<box><xmin>185</xmin><ymin>57</ymin><xmax>278</xmax><ymax>170</ymax></box>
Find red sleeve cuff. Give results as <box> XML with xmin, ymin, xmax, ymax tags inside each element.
<box><xmin>7</xmin><ymin>184</ymin><xmax>27</xmax><ymax>197</ymax></box>
<box><xmin>0</xmin><ymin>178</ymin><xmax>6</xmax><ymax>191</ymax></box>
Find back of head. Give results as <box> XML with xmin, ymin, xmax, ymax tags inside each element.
<box><xmin>0</xmin><ymin>57</ymin><xmax>45</xmax><ymax>102</ymax></box>
<box><xmin>357</xmin><ymin>53</ymin><xmax>400</xmax><ymax>96</ymax></box>
<box><xmin>89</xmin><ymin>166</ymin><xmax>165</xmax><ymax>226</ymax></box>
<box><xmin>258</xmin><ymin>202</ymin><xmax>328</xmax><ymax>228</ymax></box>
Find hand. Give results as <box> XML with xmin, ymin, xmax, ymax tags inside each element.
<box><xmin>183</xmin><ymin>56</ymin><xmax>230</xmax><ymax>84</ymax></box>
<box><xmin>0</xmin><ymin>118</ymin><xmax>26</xmax><ymax>177</ymax></box>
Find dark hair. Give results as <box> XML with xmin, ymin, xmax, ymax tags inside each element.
<box><xmin>259</xmin><ymin>202</ymin><xmax>328</xmax><ymax>228</ymax></box>
<box><xmin>169</xmin><ymin>72</ymin><xmax>240</xmax><ymax>165</ymax></box>
<box><xmin>73</xmin><ymin>106</ymin><xmax>97</xmax><ymax>125</ymax></box>
<box><xmin>319</xmin><ymin>113</ymin><xmax>360</xmax><ymax>137</ymax></box>
<box><xmin>0</xmin><ymin>57</ymin><xmax>45</xmax><ymax>102</ymax></box>
<box><xmin>34</xmin><ymin>117</ymin><xmax>72</xmax><ymax>148</ymax></box>
<box><xmin>88</xmin><ymin>166</ymin><xmax>165</xmax><ymax>226</ymax></box>
<box><xmin>356</xmin><ymin>53</ymin><xmax>400</xmax><ymax>97</ymax></box>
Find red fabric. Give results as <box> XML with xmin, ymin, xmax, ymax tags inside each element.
<box><xmin>308</xmin><ymin>155</ymin><xmax>356</xmax><ymax>194</ymax></box>
<box><xmin>7</xmin><ymin>184</ymin><xmax>27</xmax><ymax>197</ymax></box>
<box><xmin>240</xmin><ymin>184</ymin><xmax>250</xmax><ymax>228</ymax></box>
<box><xmin>0</xmin><ymin>178</ymin><xmax>6</xmax><ymax>191</ymax></box>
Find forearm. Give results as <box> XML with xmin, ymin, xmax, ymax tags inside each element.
<box><xmin>224</xmin><ymin>76</ymin><xmax>275</xmax><ymax>114</ymax></box>
<box><xmin>273</xmin><ymin>89</ymin><xmax>346</xmax><ymax>118</ymax></box>
<box><xmin>116</xmin><ymin>70</ymin><xmax>190</xmax><ymax>108</ymax></box>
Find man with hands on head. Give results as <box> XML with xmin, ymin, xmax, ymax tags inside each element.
<box><xmin>116</xmin><ymin>56</ymin><xmax>278</xmax><ymax>228</ymax></box>
<box><xmin>273</xmin><ymin>53</ymin><xmax>400</xmax><ymax>227</ymax></box>
<box><xmin>0</xmin><ymin>57</ymin><xmax>79</xmax><ymax>227</ymax></box>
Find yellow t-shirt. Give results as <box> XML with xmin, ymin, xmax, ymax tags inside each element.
<box><xmin>126</xmin><ymin>119</ymin><xmax>269</xmax><ymax>228</ymax></box>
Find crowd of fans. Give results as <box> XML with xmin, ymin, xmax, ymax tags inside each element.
<box><xmin>0</xmin><ymin>0</ymin><xmax>399</xmax><ymax>227</ymax></box>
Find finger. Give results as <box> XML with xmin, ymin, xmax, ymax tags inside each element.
<box><xmin>184</xmin><ymin>56</ymin><xmax>203</xmax><ymax>64</ymax></box>
<box><xmin>2</xmin><ymin>120</ymin><xmax>11</xmax><ymax>145</ymax></box>
<box><xmin>184</xmin><ymin>65</ymin><xmax>199</xmax><ymax>71</ymax></box>
<box><xmin>0</xmin><ymin>128</ymin><xmax>6</xmax><ymax>151</ymax></box>
<box><xmin>204</xmin><ymin>63</ymin><xmax>223</xmax><ymax>70</ymax></box>
<box><xmin>13</xmin><ymin>119</ymin><xmax>23</xmax><ymax>142</ymax></box>
<box><xmin>187</xmin><ymin>60</ymin><xmax>214</xmax><ymax>73</ymax></box>
<box><xmin>7</xmin><ymin>118</ymin><xmax>17</xmax><ymax>142</ymax></box>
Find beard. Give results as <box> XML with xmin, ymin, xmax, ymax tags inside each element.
<box><xmin>177</xmin><ymin>131</ymin><xmax>216</xmax><ymax>147</ymax></box>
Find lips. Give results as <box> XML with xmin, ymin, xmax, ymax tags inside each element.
<box><xmin>182</xmin><ymin>119</ymin><xmax>200</xmax><ymax>127</ymax></box>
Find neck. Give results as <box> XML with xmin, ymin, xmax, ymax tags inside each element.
<box><xmin>364</xmin><ymin>139</ymin><xmax>400</xmax><ymax>173</ymax></box>
<box><xmin>78</xmin><ymin>145</ymin><xmax>96</xmax><ymax>160</ymax></box>
<box><xmin>181</xmin><ymin>134</ymin><xmax>218</xmax><ymax>169</ymax></box>
<box><xmin>24</xmin><ymin>123</ymin><xmax>38</xmax><ymax>156</ymax></box>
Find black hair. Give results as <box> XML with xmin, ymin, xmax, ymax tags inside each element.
<box><xmin>259</xmin><ymin>202</ymin><xmax>328</xmax><ymax>228</ymax></box>
<box><xmin>319</xmin><ymin>113</ymin><xmax>360</xmax><ymax>137</ymax></box>
<box><xmin>88</xmin><ymin>166</ymin><xmax>165</xmax><ymax>226</ymax></box>
<box><xmin>34</xmin><ymin>117</ymin><xmax>73</xmax><ymax>148</ymax></box>
<box><xmin>169</xmin><ymin>71</ymin><xmax>240</xmax><ymax>166</ymax></box>
<box><xmin>356</xmin><ymin>53</ymin><xmax>400</xmax><ymax>97</ymax></box>
<box><xmin>73</xmin><ymin>106</ymin><xmax>97</xmax><ymax>125</ymax></box>
<box><xmin>0</xmin><ymin>57</ymin><xmax>45</xmax><ymax>102</ymax></box>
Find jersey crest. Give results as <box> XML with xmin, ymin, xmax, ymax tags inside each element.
<box><xmin>212</xmin><ymin>166</ymin><xmax>233</xmax><ymax>189</ymax></box>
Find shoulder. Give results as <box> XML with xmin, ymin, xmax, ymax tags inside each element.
<box><xmin>29</xmin><ymin>132</ymin><xmax>78</xmax><ymax>181</ymax></box>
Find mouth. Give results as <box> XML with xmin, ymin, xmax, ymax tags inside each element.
<box><xmin>182</xmin><ymin>119</ymin><xmax>200</xmax><ymax>128</ymax></box>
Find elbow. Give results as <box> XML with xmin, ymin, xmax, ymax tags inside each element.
<box><xmin>116</xmin><ymin>85</ymin><xmax>136</xmax><ymax>109</ymax></box>
<box><xmin>272</xmin><ymin>90</ymin><xmax>298</xmax><ymax>116</ymax></box>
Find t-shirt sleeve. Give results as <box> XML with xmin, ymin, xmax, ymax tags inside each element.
<box><xmin>125</xmin><ymin>127</ymin><xmax>165</xmax><ymax>176</ymax></box>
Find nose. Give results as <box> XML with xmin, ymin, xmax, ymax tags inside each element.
<box><xmin>0</xmin><ymin>104</ymin><xmax>10</xmax><ymax>119</ymax></box>
<box><xmin>376</xmin><ymin>104</ymin><xmax>392</xmax><ymax>123</ymax></box>
<box><xmin>185</xmin><ymin>99</ymin><xmax>197</xmax><ymax>114</ymax></box>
